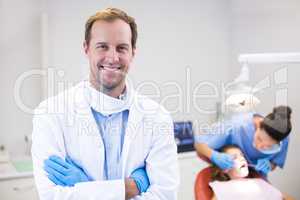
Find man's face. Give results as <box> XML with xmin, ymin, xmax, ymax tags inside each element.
<box><xmin>84</xmin><ymin>19</ymin><xmax>135</xmax><ymax>92</ymax></box>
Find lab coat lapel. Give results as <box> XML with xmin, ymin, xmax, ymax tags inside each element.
<box><xmin>121</xmin><ymin>97</ymin><xmax>144</xmax><ymax>176</ymax></box>
<box><xmin>75</xmin><ymin>81</ymin><xmax>105</xmax><ymax>180</ymax></box>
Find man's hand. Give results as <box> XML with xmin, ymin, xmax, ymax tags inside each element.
<box><xmin>125</xmin><ymin>178</ymin><xmax>139</xmax><ymax>200</ymax></box>
<box><xmin>130</xmin><ymin>167</ymin><xmax>150</xmax><ymax>194</ymax></box>
<box><xmin>125</xmin><ymin>167</ymin><xmax>150</xmax><ymax>199</ymax></box>
<box><xmin>44</xmin><ymin>155</ymin><xmax>150</xmax><ymax>199</ymax></box>
<box><xmin>44</xmin><ymin>155</ymin><xmax>92</xmax><ymax>186</ymax></box>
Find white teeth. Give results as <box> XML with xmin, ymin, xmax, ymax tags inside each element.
<box><xmin>100</xmin><ymin>65</ymin><xmax>121</xmax><ymax>71</ymax></box>
<box><xmin>104</xmin><ymin>67</ymin><xmax>117</xmax><ymax>71</ymax></box>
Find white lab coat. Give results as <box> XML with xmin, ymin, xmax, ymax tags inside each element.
<box><xmin>31</xmin><ymin>80</ymin><xmax>179</xmax><ymax>200</ymax></box>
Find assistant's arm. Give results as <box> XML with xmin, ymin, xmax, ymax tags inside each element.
<box><xmin>194</xmin><ymin>142</ymin><xmax>214</xmax><ymax>162</ymax></box>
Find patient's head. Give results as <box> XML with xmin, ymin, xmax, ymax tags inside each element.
<box><xmin>222</xmin><ymin>145</ymin><xmax>249</xmax><ymax>179</ymax></box>
<box><xmin>212</xmin><ymin>144</ymin><xmax>250</xmax><ymax>181</ymax></box>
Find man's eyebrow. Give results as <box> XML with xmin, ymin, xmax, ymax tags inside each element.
<box><xmin>94</xmin><ymin>42</ymin><xmax>129</xmax><ymax>47</ymax></box>
<box><xmin>95</xmin><ymin>42</ymin><xmax>107</xmax><ymax>45</ymax></box>
<box><xmin>118</xmin><ymin>43</ymin><xmax>130</xmax><ymax>47</ymax></box>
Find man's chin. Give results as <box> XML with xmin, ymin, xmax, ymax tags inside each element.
<box><xmin>100</xmin><ymin>80</ymin><xmax>124</xmax><ymax>91</ymax></box>
<box><xmin>102</xmin><ymin>83</ymin><xmax>119</xmax><ymax>90</ymax></box>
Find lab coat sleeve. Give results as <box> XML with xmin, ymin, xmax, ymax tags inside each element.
<box><xmin>134</xmin><ymin>110</ymin><xmax>180</xmax><ymax>200</ymax></box>
<box><xmin>31</xmin><ymin>107</ymin><xmax>125</xmax><ymax>200</ymax></box>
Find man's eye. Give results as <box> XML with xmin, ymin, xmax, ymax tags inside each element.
<box><xmin>96</xmin><ymin>45</ymin><xmax>108</xmax><ymax>49</ymax></box>
<box><xmin>118</xmin><ymin>46</ymin><xmax>128</xmax><ymax>52</ymax></box>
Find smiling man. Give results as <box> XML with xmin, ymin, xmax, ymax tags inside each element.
<box><xmin>86</xmin><ymin>16</ymin><xmax>134</xmax><ymax>97</ymax></box>
<box><xmin>31</xmin><ymin>8</ymin><xmax>179</xmax><ymax>200</ymax></box>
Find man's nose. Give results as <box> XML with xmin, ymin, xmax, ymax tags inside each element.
<box><xmin>105</xmin><ymin>48</ymin><xmax>119</xmax><ymax>63</ymax></box>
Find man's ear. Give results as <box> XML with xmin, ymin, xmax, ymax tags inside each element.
<box><xmin>83</xmin><ymin>41</ymin><xmax>89</xmax><ymax>55</ymax></box>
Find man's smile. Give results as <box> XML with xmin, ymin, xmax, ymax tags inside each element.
<box><xmin>98</xmin><ymin>64</ymin><xmax>122</xmax><ymax>72</ymax></box>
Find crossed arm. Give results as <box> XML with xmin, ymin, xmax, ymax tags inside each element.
<box><xmin>31</xmin><ymin>112</ymin><xmax>148</xmax><ymax>200</ymax></box>
<box><xmin>32</xmin><ymin>107</ymin><xmax>179</xmax><ymax>200</ymax></box>
<box><xmin>43</xmin><ymin>155</ymin><xmax>146</xmax><ymax>200</ymax></box>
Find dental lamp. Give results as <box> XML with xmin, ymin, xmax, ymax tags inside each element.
<box><xmin>224</xmin><ymin>52</ymin><xmax>300</xmax><ymax>114</ymax></box>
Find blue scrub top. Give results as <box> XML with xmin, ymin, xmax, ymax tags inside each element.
<box><xmin>195</xmin><ymin>112</ymin><xmax>289</xmax><ymax>168</ymax></box>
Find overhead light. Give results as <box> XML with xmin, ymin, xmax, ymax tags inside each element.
<box><xmin>224</xmin><ymin>52</ymin><xmax>300</xmax><ymax>115</ymax></box>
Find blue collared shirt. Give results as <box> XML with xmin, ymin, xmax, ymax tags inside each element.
<box><xmin>92</xmin><ymin>108</ymin><xmax>129</xmax><ymax>180</ymax></box>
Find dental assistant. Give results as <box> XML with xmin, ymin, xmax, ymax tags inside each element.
<box><xmin>31</xmin><ymin>8</ymin><xmax>179</xmax><ymax>200</ymax></box>
<box><xmin>194</xmin><ymin>106</ymin><xmax>292</xmax><ymax>176</ymax></box>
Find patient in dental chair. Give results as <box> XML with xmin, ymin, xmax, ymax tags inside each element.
<box><xmin>209</xmin><ymin>144</ymin><xmax>294</xmax><ymax>200</ymax></box>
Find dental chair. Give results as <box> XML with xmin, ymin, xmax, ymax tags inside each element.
<box><xmin>194</xmin><ymin>166</ymin><xmax>264</xmax><ymax>200</ymax></box>
<box><xmin>194</xmin><ymin>167</ymin><xmax>214</xmax><ymax>200</ymax></box>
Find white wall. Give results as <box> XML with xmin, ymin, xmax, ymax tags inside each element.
<box><xmin>0</xmin><ymin>0</ymin><xmax>42</xmax><ymax>155</ymax></box>
<box><xmin>229</xmin><ymin>0</ymin><xmax>300</xmax><ymax>198</ymax></box>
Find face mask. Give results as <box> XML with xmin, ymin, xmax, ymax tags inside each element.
<box><xmin>254</xmin><ymin>142</ymin><xmax>282</xmax><ymax>154</ymax></box>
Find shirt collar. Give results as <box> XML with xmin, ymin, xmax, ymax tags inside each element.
<box><xmin>85</xmin><ymin>81</ymin><xmax>133</xmax><ymax>116</ymax></box>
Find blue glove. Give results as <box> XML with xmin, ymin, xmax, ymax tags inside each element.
<box><xmin>44</xmin><ymin>155</ymin><xmax>92</xmax><ymax>186</ymax></box>
<box><xmin>255</xmin><ymin>158</ymin><xmax>272</xmax><ymax>175</ymax></box>
<box><xmin>211</xmin><ymin>151</ymin><xmax>234</xmax><ymax>170</ymax></box>
<box><xmin>130</xmin><ymin>167</ymin><xmax>150</xmax><ymax>194</ymax></box>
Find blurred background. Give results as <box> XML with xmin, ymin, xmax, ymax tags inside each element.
<box><xmin>0</xmin><ymin>0</ymin><xmax>299</xmax><ymax>199</ymax></box>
